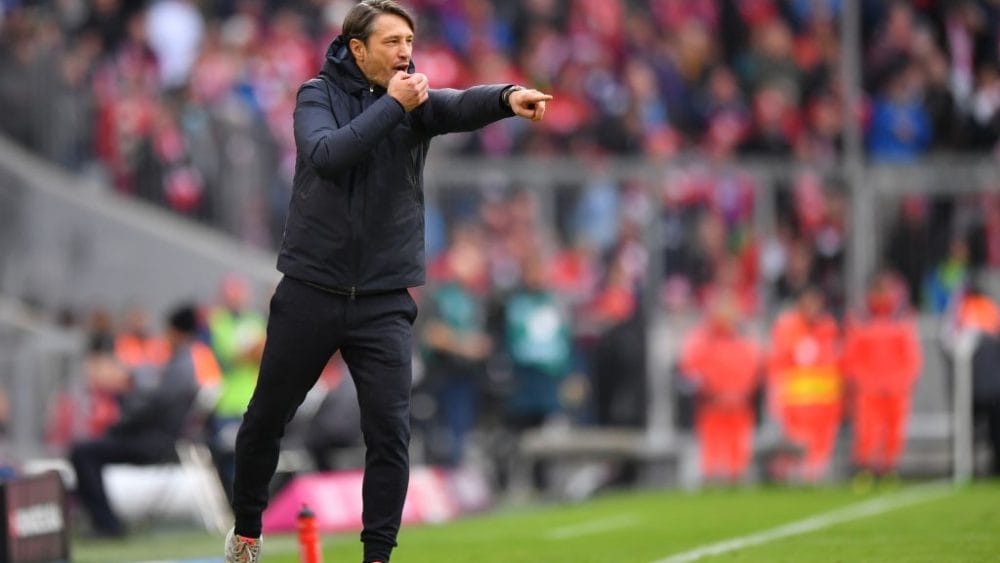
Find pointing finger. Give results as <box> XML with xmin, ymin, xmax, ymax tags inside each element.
<box><xmin>524</xmin><ymin>91</ymin><xmax>553</xmax><ymax>102</ymax></box>
<box><xmin>533</xmin><ymin>100</ymin><xmax>546</xmax><ymax>120</ymax></box>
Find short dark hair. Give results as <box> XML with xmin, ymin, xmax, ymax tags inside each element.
<box><xmin>167</xmin><ymin>303</ymin><xmax>199</xmax><ymax>335</ymax></box>
<box><xmin>342</xmin><ymin>0</ymin><xmax>415</xmax><ymax>44</ymax></box>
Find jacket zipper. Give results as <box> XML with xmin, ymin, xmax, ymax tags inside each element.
<box><xmin>351</xmin><ymin>86</ymin><xmax>375</xmax><ymax>299</ymax></box>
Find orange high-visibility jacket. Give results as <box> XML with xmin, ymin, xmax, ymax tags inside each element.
<box><xmin>843</xmin><ymin>314</ymin><xmax>921</xmax><ymax>394</ymax></box>
<box><xmin>190</xmin><ymin>340</ymin><xmax>223</xmax><ymax>388</ymax></box>
<box><xmin>681</xmin><ymin>325</ymin><xmax>761</xmax><ymax>402</ymax></box>
<box><xmin>958</xmin><ymin>294</ymin><xmax>1000</xmax><ymax>335</ymax></box>
<box><xmin>768</xmin><ymin>311</ymin><xmax>841</xmax><ymax>407</ymax></box>
<box><xmin>115</xmin><ymin>334</ymin><xmax>170</xmax><ymax>369</ymax></box>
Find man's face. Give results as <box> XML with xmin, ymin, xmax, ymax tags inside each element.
<box><xmin>350</xmin><ymin>13</ymin><xmax>413</xmax><ymax>88</ymax></box>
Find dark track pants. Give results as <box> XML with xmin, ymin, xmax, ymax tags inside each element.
<box><xmin>70</xmin><ymin>437</ymin><xmax>163</xmax><ymax>536</ymax></box>
<box><xmin>232</xmin><ymin>276</ymin><xmax>417</xmax><ymax>563</ymax></box>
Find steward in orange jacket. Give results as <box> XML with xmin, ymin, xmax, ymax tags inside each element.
<box><xmin>843</xmin><ymin>273</ymin><xmax>921</xmax><ymax>477</ymax></box>
<box><xmin>681</xmin><ymin>294</ymin><xmax>762</xmax><ymax>482</ymax></box>
<box><xmin>768</xmin><ymin>286</ymin><xmax>842</xmax><ymax>481</ymax></box>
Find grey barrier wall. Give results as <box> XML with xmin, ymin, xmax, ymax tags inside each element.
<box><xmin>0</xmin><ymin>299</ymin><xmax>85</xmax><ymax>461</ymax></box>
<box><xmin>0</xmin><ymin>136</ymin><xmax>281</xmax><ymax>319</ymax></box>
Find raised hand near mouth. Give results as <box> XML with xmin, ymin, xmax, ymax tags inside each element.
<box><xmin>388</xmin><ymin>71</ymin><xmax>429</xmax><ymax>112</ymax></box>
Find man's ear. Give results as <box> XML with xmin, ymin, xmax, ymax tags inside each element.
<box><xmin>349</xmin><ymin>37</ymin><xmax>366</xmax><ymax>64</ymax></box>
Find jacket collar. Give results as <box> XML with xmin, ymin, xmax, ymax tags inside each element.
<box><xmin>320</xmin><ymin>35</ymin><xmax>416</xmax><ymax>95</ymax></box>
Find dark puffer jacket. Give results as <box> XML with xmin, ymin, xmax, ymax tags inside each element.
<box><xmin>278</xmin><ymin>36</ymin><xmax>513</xmax><ymax>294</ymax></box>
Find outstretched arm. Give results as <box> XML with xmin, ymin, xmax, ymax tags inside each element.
<box><xmin>417</xmin><ymin>84</ymin><xmax>553</xmax><ymax>137</ymax></box>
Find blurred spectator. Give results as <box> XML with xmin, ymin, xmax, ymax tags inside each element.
<box><xmin>962</xmin><ymin>278</ymin><xmax>1000</xmax><ymax>477</ymax></box>
<box><xmin>502</xmin><ymin>252</ymin><xmax>574</xmax><ymax>431</ymax></box>
<box><xmin>921</xmin><ymin>46</ymin><xmax>962</xmax><ymax>150</ymax></box>
<box><xmin>702</xmin><ymin>254</ymin><xmax>759</xmax><ymax>317</ymax></box>
<box><xmin>865</xmin><ymin>1</ymin><xmax>917</xmax><ymax>84</ymax></box>
<box><xmin>206</xmin><ymin>273</ymin><xmax>266</xmax><ymax>500</ymax></box>
<box><xmin>47</xmin><ymin>308</ymin><xmax>130</xmax><ymax>448</ymax></box>
<box><xmin>924</xmin><ymin>238</ymin><xmax>969</xmax><ymax>314</ymax></box>
<box><xmin>549</xmin><ymin>236</ymin><xmax>600</xmax><ymax>306</ymax></box>
<box><xmin>794</xmin><ymin>92</ymin><xmax>842</xmax><ymax>164</ymax></box>
<box><xmin>68</xmin><ymin>303</ymin><xmax>218</xmax><ymax>537</ymax></box>
<box><xmin>680</xmin><ymin>291</ymin><xmax>762</xmax><ymax>484</ymax></box>
<box><xmin>585</xmin><ymin>258</ymin><xmax>644</xmax><ymax>427</ymax></box>
<box><xmin>739</xmin><ymin>86</ymin><xmax>798</xmax><ymax>157</ymax></box>
<box><xmin>738</xmin><ymin>16</ymin><xmax>801</xmax><ymax>100</ymax></box>
<box><xmin>967</xmin><ymin>61</ymin><xmax>1000</xmax><ymax>148</ymax></box>
<box><xmin>887</xmin><ymin>195</ymin><xmax>935</xmax><ymax>308</ymax></box>
<box><xmin>958</xmin><ymin>275</ymin><xmax>1000</xmax><ymax>336</ymax></box>
<box><xmin>968</xmin><ymin>193</ymin><xmax>1000</xmax><ymax>270</ymax></box>
<box><xmin>78</xmin><ymin>350</ymin><xmax>131</xmax><ymax>439</ymax></box>
<box><xmin>114</xmin><ymin>304</ymin><xmax>170</xmax><ymax>375</ymax></box>
<box><xmin>774</xmin><ymin>239</ymin><xmax>816</xmax><ymax>306</ymax></box>
<box><xmin>767</xmin><ymin>285</ymin><xmax>842</xmax><ymax>482</ymax></box>
<box><xmin>145</xmin><ymin>0</ymin><xmax>204</xmax><ymax>90</ymax></box>
<box><xmin>843</xmin><ymin>271</ymin><xmax>922</xmax><ymax>487</ymax></box>
<box><xmin>866</xmin><ymin>57</ymin><xmax>933</xmax><ymax>162</ymax></box>
<box><xmin>420</xmin><ymin>224</ymin><xmax>493</xmax><ymax>466</ymax></box>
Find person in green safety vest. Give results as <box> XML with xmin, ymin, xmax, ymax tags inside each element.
<box><xmin>208</xmin><ymin>273</ymin><xmax>267</xmax><ymax>501</ymax></box>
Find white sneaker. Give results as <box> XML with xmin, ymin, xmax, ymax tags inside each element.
<box><xmin>224</xmin><ymin>527</ymin><xmax>262</xmax><ymax>563</ymax></box>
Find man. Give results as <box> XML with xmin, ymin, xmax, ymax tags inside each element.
<box><xmin>207</xmin><ymin>273</ymin><xmax>266</xmax><ymax>500</ymax></box>
<box><xmin>224</xmin><ymin>2</ymin><xmax>551</xmax><ymax>562</ymax></box>
<box><xmin>843</xmin><ymin>272</ymin><xmax>921</xmax><ymax>487</ymax></box>
<box><xmin>70</xmin><ymin>304</ymin><xmax>217</xmax><ymax>537</ymax></box>
<box><xmin>114</xmin><ymin>305</ymin><xmax>170</xmax><ymax>373</ymax></box>
<box><xmin>503</xmin><ymin>252</ymin><xmax>574</xmax><ymax>432</ymax></box>
<box><xmin>767</xmin><ymin>286</ymin><xmax>842</xmax><ymax>482</ymax></box>
<box><xmin>958</xmin><ymin>278</ymin><xmax>1000</xmax><ymax>476</ymax></box>
<box><xmin>497</xmin><ymin>251</ymin><xmax>575</xmax><ymax>492</ymax></box>
<box><xmin>420</xmin><ymin>223</ymin><xmax>492</xmax><ymax>467</ymax></box>
<box><xmin>680</xmin><ymin>292</ymin><xmax>761</xmax><ymax>484</ymax></box>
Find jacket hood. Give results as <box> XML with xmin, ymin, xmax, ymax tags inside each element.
<box><xmin>321</xmin><ymin>35</ymin><xmax>416</xmax><ymax>93</ymax></box>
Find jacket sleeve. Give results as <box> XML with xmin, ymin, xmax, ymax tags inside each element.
<box><xmin>415</xmin><ymin>84</ymin><xmax>514</xmax><ymax>137</ymax></box>
<box><xmin>294</xmin><ymin>80</ymin><xmax>406</xmax><ymax>179</ymax></box>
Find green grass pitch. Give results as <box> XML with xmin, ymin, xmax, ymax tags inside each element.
<box><xmin>73</xmin><ymin>480</ymin><xmax>1000</xmax><ymax>562</ymax></box>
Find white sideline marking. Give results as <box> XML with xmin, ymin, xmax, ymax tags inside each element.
<box><xmin>653</xmin><ymin>482</ymin><xmax>953</xmax><ymax>563</ymax></box>
<box><xmin>546</xmin><ymin>514</ymin><xmax>639</xmax><ymax>540</ymax></box>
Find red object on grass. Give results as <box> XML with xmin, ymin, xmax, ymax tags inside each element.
<box><xmin>297</xmin><ymin>504</ymin><xmax>323</xmax><ymax>563</ymax></box>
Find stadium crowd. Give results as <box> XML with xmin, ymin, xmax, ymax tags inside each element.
<box><xmin>0</xmin><ymin>0</ymin><xmax>999</xmax><ymax>534</ymax></box>
<box><xmin>0</xmin><ymin>1</ymin><xmax>998</xmax><ymax>243</ymax></box>
<box><xmin>0</xmin><ymin>0</ymin><xmax>997</xmax><ymax>311</ymax></box>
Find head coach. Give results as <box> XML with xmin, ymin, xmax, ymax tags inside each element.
<box><xmin>223</xmin><ymin>2</ymin><xmax>552</xmax><ymax>562</ymax></box>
